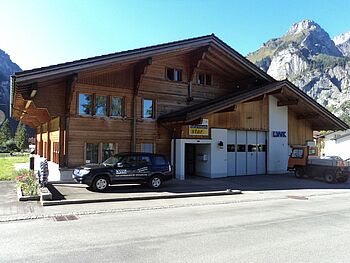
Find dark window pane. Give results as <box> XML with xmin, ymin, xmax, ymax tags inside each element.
<box><xmin>153</xmin><ymin>156</ymin><xmax>167</xmax><ymax>165</ymax></box>
<box><xmin>95</xmin><ymin>95</ymin><xmax>107</xmax><ymax>116</ymax></box>
<box><xmin>167</xmin><ymin>68</ymin><xmax>174</xmax><ymax>80</ymax></box>
<box><xmin>291</xmin><ymin>148</ymin><xmax>304</xmax><ymax>158</ymax></box>
<box><xmin>227</xmin><ymin>144</ymin><xmax>235</xmax><ymax>152</ymax></box>
<box><xmin>143</xmin><ymin>99</ymin><xmax>153</xmax><ymax>119</ymax></box>
<box><xmin>111</xmin><ymin>97</ymin><xmax>122</xmax><ymax>116</ymax></box>
<box><xmin>237</xmin><ymin>144</ymin><xmax>246</xmax><ymax>152</ymax></box>
<box><xmin>175</xmin><ymin>69</ymin><xmax>182</xmax><ymax>81</ymax></box>
<box><xmin>205</xmin><ymin>74</ymin><xmax>212</xmax><ymax>85</ymax></box>
<box><xmin>122</xmin><ymin>155</ymin><xmax>137</xmax><ymax>167</ymax></box>
<box><xmin>102</xmin><ymin>143</ymin><xmax>114</xmax><ymax>162</ymax></box>
<box><xmin>139</xmin><ymin>156</ymin><xmax>152</xmax><ymax>166</ymax></box>
<box><xmin>258</xmin><ymin>144</ymin><xmax>267</xmax><ymax>152</ymax></box>
<box><xmin>79</xmin><ymin>94</ymin><xmax>92</xmax><ymax>115</ymax></box>
<box><xmin>248</xmin><ymin>144</ymin><xmax>257</xmax><ymax>152</ymax></box>
<box><xmin>86</xmin><ymin>143</ymin><xmax>98</xmax><ymax>164</ymax></box>
<box><xmin>198</xmin><ymin>74</ymin><xmax>205</xmax><ymax>85</ymax></box>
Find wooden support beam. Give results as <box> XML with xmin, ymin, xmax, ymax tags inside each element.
<box><xmin>203</xmin><ymin>55</ymin><xmax>234</xmax><ymax>79</ymax></box>
<box><xmin>213</xmin><ymin>105</ymin><xmax>236</xmax><ymax>114</ymax></box>
<box><xmin>134</xmin><ymin>57</ymin><xmax>152</xmax><ymax>96</ymax></box>
<box><xmin>66</xmin><ymin>73</ymin><xmax>78</xmax><ymax>114</ymax></box>
<box><xmin>21</xmin><ymin>82</ymin><xmax>38</xmax><ymax>100</ymax></box>
<box><xmin>277</xmin><ymin>98</ymin><xmax>299</xmax><ymax>107</ymax></box>
<box><xmin>243</xmin><ymin>95</ymin><xmax>265</xmax><ymax>103</ymax></box>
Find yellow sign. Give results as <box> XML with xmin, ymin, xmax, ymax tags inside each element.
<box><xmin>189</xmin><ymin>124</ymin><xmax>208</xmax><ymax>136</ymax></box>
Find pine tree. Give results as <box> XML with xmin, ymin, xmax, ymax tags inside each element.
<box><xmin>0</xmin><ymin>119</ymin><xmax>12</xmax><ymax>146</ymax></box>
<box><xmin>14</xmin><ymin>121</ymin><xmax>28</xmax><ymax>151</ymax></box>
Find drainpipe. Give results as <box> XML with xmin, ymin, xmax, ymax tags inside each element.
<box><xmin>9</xmin><ymin>75</ymin><xmax>15</xmax><ymax>118</ymax></box>
<box><xmin>131</xmin><ymin>94</ymin><xmax>136</xmax><ymax>152</ymax></box>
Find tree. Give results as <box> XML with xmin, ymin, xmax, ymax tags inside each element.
<box><xmin>0</xmin><ymin>119</ymin><xmax>12</xmax><ymax>145</ymax></box>
<box><xmin>14</xmin><ymin>121</ymin><xmax>28</xmax><ymax>151</ymax></box>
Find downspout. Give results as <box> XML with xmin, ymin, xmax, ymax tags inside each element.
<box><xmin>10</xmin><ymin>75</ymin><xmax>15</xmax><ymax>118</ymax></box>
<box><xmin>132</xmin><ymin>93</ymin><xmax>136</xmax><ymax>152</ymax></box>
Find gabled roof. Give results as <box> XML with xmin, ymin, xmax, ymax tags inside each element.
<box><xmin>13</xmin><ymin>34</ymin><xmax>274</xmax><ymax>83</ymax></box>
<box><xmin>158</xmin><ymin>80</ymin><xmax>349</xmax><ymax>131</ymax></box>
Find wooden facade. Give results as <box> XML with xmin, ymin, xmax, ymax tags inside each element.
<box><xmin>12</xmin><ymin>35</ymin><xmax>347</xmax><ymax>168</ymax></box>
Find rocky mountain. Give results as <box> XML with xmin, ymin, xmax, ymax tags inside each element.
<box><xmin>0</xmin><ymin>49</ymin><xmax>21</xmax><ymax>130</ymax></box>
<box><xmin>247</xmin><ymin>19</ymin><xmax>350</xmax><ymax>124</ymax></box>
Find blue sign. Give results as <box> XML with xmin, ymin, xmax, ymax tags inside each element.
<box><xmin>272</xmin><ymin>131</ymin><xmax>287</xmax><ymax>137</ymax></box>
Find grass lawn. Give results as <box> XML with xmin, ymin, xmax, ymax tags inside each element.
<box><xmin>0</xmin><ymin>154</ymin><xmax>29</xmax><ymax>181</ymax></box>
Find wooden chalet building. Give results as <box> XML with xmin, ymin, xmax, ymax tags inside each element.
<box><xmin>11</xmin><ymin>35</ymin><xmax>348</xmax><ymax>179</ymax></box>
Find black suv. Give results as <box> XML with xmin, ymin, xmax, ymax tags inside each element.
<box><xmin>72</xmin><ymin>152</ymin><xmax>173</xmax><ymax>191</ymax></box>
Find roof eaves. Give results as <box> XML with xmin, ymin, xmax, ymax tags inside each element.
<box><xmin>14</xmin><ymin>35</ymin><xmax>216</xmax><ymax>83</ymax></box>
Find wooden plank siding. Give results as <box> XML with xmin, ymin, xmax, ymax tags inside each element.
<box><xmin>288</xmin><ymin>110</ymin><xmax>313</xmax><ymax>145</ymax></box>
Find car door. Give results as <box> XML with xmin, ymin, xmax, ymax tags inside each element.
<box><xmin>113</xmin><ymin>155</ymin><xmax>137</xmax><ymax>181</ymax></box>
<box><xmin>134</xmin><ymin>155</ymin><xmax>152</xmax><ymax>180</ymax></box>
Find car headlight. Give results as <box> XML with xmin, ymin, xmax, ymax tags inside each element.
<box><xmin>79</xmin><ymin>169</ymin><xmax>91</xmax><ymax>176</ymax></box>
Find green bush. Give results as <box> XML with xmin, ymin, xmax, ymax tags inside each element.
<box><xmin>15</xmin><ymin>169</ymin><xmax>39</xmax><ymax>196</ymax></box>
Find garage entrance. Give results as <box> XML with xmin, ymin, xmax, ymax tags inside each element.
<box><xmin>183</xmin><ymin>142</ymin><xmax>211</xmax><ymax>179</ymax></box>
<box><xmin>227</xmin><ymin>130</ymin><xmax>267</xmax><ymax>176</ymax></box>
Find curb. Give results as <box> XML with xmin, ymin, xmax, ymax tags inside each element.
<box><xmin>41</xmin><ymin>189</ymin><xmax>242</xmax><ymax>206</ymax></box>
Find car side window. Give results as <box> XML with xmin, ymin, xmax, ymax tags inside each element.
<box><xmin>138</xmin><ymin>156</ymin><xmax>152</xmax><ymax>166</ymax></box>
<box><xmin>122</xmin><ymin>155</ymin><xmax>137</xmax><ymax>167</ymax></box>
<box><xmin>153</xmin><ymin>156</ymin><xmax>167</xmax><ymax>165</ymax></box>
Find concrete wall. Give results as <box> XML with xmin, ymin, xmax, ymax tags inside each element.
<box><xmin>324</xmin><ymin>134</ymin><xmax>350</xmax><ymax>160</ymax></box>
<box><xmin>195</xmin><ymin>144</ymin><xmax>211</xmax><ymax>178</ymax></box>
<box><xmin>268</xmin><ymin>96</ymin><xmax>289</xmax><ymax>174</ymax></box>
<box><xmin>210</xmin><ymin>129</ymin><xmax>228</xmax><ymax>178</ymax></box>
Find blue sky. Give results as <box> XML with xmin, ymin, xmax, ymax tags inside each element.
<box><xmin>0</xmin><ymin>0</ymin><xmax>349</xmax><ymax>70</ymax></box>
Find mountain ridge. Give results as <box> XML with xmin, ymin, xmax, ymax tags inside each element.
<box><xmin>247</xmin><ymin>19</ymin><xmax>350</xmax><ymax>124</ymax></box>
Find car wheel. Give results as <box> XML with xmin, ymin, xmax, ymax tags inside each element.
<box><xmin>295</xmin><ymin>168</ymin><xmax>304</xmax><ymax>179</ymax></box>
<box><xmin>149</xmin><ymin>175</ymin><xmax>162</xmax><ymax>189</ymax></box>
<box><xmin>324</xmin><ymin>173</ymin><xmax>336</xmax><ymax>184</ymax></box>
<box><xmin>92</xmin><ymin>176</ymin><xmax>109</xmax><ymax>192</ymax></box>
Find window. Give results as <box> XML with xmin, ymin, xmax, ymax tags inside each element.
<box><xmin>227</xmin><ymin>144</ymin><xmax>235</xmax><ymax>152</ymax></box>
<box><xmin>197</xmin><ymin>74</ymin><xmax>205</xmax><ymax>85</ymax></box>
<box><xmin>138</xmin><ymin>155</ymin><xmax>152</xmax><ymax>166</ymax></box>
<box><xmin>95</xmin><ymin>95</ymin><xmax>107</xmax><ymax>116</ymax></box>
<box><xmin>237</xmin><ymin>144</ymin><xmax>246</xmax><ymax>152</ymax></box>
<box><xmin>122</xmin><ymin>155</ymin><xmax>137</xmax><ymax>167</ymax></box>
<box><xmin>205</xmin><ymin>74</ymin><xmax>212</xmax><ymax>85</ymax></box>
<box><xmin>143</xmin><ymin>99</ymin><xmax>154</xmax><ymax>119</ymax></box>
<box><xmin>166</xmin><ymin>68</ymin><xmax>182</xmax><ymax>81</ymax></box>
<box><xmin>141</xmin><ymin>143</ymin><xmax>154</xmax><ymax>153</ymax></box>
<box><xmin>291</xmin><ymin>148</ymin><xmax>304</xmax><ymax>159</ymax></box>
<box><xmin>102</xmin><ymin>143</ymin><xmax>115</xmax><ymax>162</ymax></box>
<box><xmin>197</xmin><ymin>73</ymin><xmax>212</xmax><ymax>86</ymax></box>
<box><xmin>248</xmin><ymin>144</ymin><xmax>257</xmax><ymax>152</ymax></box>
<box><xmin>85</xmin><ymin>143</ymin><xmax>99</xmax><ymax>164</ymax></box>
<box><xmin>79</xmin><ymin>93</ymin><xmax>93</xmax><ymax>115</ymax></box>
<box><xmin>258</xmin><ymin>144</ymin><xmax>267</xmax><ymax>152</ymax></box>
<box><xmin>153</xmin><ymin>156</ymin><xmax>167</xmax><ymax>165</ymax></box>
<box><xmin>111</xmin><ymin>96</ymin><xmax>123</xmax><ymax>117</ymax></box>
<box><xmin>78</xmin><ymin>93</ymin><xmax>124</xmax><ymax>118</ymax></box>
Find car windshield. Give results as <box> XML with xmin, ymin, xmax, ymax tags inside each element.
<box><xmin>102</xmin><ymin>155</ymin><xmax>125</xmax><ymax>166</ymax></box>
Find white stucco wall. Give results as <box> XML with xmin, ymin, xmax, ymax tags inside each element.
<box><xmin>195</xmin><ymin>144</ymin><xmax>211</xmax><ymax>177</ymax></box>
<box><xmin>324</xmin><ymin>134</ymin><xmax>350</xmax><ymax>160</ymax></box>
<box><xmin>268</xmin><ymin>96</ymin><xmax>289</xmax><ymax>174</ymax></box>
<box><xmin>210</xmin><ymin>129</ymin><xmax>228</xmax><ymax>178</ymax></box>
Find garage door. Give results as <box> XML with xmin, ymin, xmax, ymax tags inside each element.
<box><xmin>227</xmin><ymin>130</ymin><xmax>266</xmax><ymax>176</ymax></box>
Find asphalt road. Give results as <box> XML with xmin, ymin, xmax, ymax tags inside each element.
<box><xmin>1</xmin><ymin>192</ymin><xmax>350</xmax><ymax>263</ymax></box>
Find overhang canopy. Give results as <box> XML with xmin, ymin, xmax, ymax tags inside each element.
<box><xmin>158</xmin><ymin>80</ymin><xmax>348</xmax><ymax>131</ymax></box>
